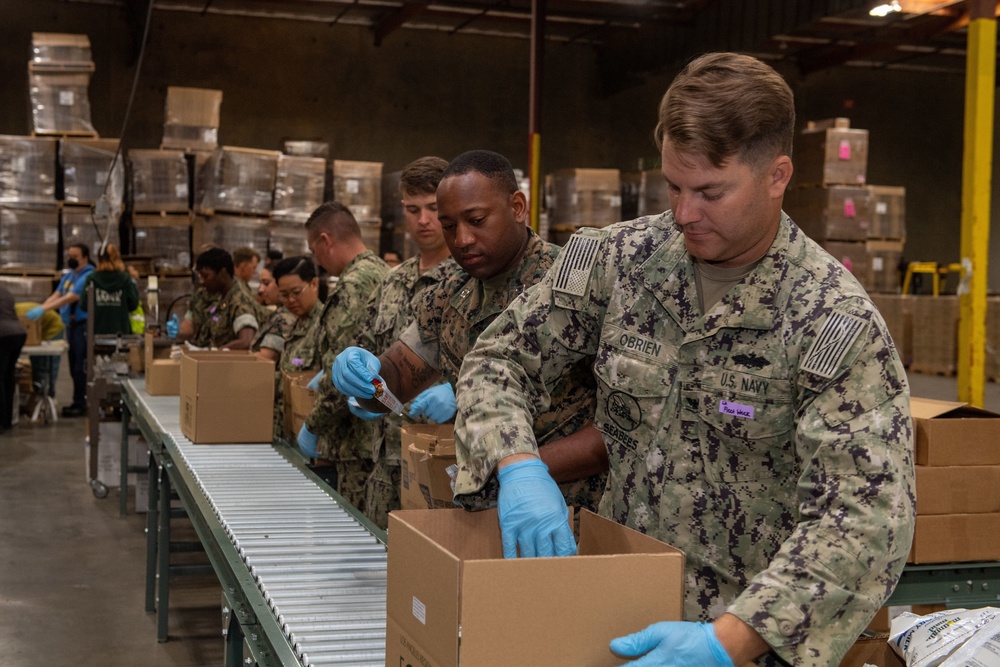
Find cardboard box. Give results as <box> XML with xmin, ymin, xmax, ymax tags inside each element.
<box><xmin>399</xmin><ymin>424</ymin><xmax>455</xmax><ymax>510</ymax></box>
<box><xmin>786</xmin><ymin>185</ymin><xmax>873</xmax><ymax>242</ymax></box>
<box><xmin>911</xmin><ymin>397</ymin><xmax>1000</xmax><ymax>466</ymax></box>
<box><xmin>910</xmin><ymin>296</ymin><xmax>958</xmax><ymax>375</ymax></box>
<box><xmin>180</xmin><ymin>351</ymin><xmax>274</xmax><ymax>443</ymax></box>
<box><xmin>839</xmin><ymin>636</ymin><xmax>904</xmax><ymax>667</ymax></box>
<box><xmin>18</xmin><ymin>315</ymin><xmax>42</xmax><ymax>346</ymax></box>
<box><xmin>282</xmin><ymin>370</ymin><xmax>316</xmax><ymax>437</ymax></box>
<box><xmin>162</xmin><ymin>87</ymin><xmax>222</xmax><ymax>152</ymax></box>
<box><xmin>144</xmin><ymin>333</ymin><xmax>180</xmax><ymax>396</ymax></box>
<box><xmin>547</xmin><ymin>168</ymin><xmax>622</xmax><ymax>228</ymax></box>
<box><xmin>988</xmin><ymin>297</ymin><xmax>1000</xmax><ymax>382</ymax></box>
<box><xmin>386</xmin><ymin>509</ymin><xmax>685</xmax><ymax>667</ymax></box>
<box><xmin>870</xmin><ymin>294</ymin><xmax>913</xmax><ymax>366</ymax></box>
<box><xmin>868</xmin><ymin>185</ymin><xmax>906</xmax><ymax>240</ymax></box>
<box><xmin>916</xmin><ymin>465</ymin><xmax>1000</xmax><ymax>514</ymax></box>
<box><xmin>332</xmin><ymin>160</ymin><xmax>382</xmax><ymax>219</ymax></box>
<box><xmin>908</xmin><ymin>513</ymin><xmax>1000</xmax><ymax>563</ymax></box>
<box><xmin>794</xmin><ymin>123</ymin><xmax>869</xmax><ymax>187</ymax></box>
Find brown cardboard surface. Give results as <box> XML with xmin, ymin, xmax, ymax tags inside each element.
<box><xmin>910</xmin><ymin>297</ymin><xmax>959</xmax><ymax>376</ymax></box>
<box><xmin>18</xmin><ymin>315</ymin><xmax>42</xmax><ymax>346</ymax></box>
<box><xmin>908</xmin><ymin>513</ymin><xmax>1000</xmax><ymax>563</ymax></box>
<box><xmin>839</xmin><ymin>636</ymin><xmax>904</xmax><ymax>667</ymax></box>
<box><xmin>400</xmin><ymin>425</ymin><xmax>455</xmax><ymax>510</ymax></box>
<box><xmin>916</xmin><ymin>466</ymin><xmax>1000</xmax><ymax>514</ymax></box>
<box><xmin>794</xmin><ymin>127</ymin><xmax>869</xmax><ymax>187</ymax></box>
<box><xmin>144</xmin><ymin>333</ymin><xmax>180</xmax><ymax>395</ymax></box>
<box><xmin>386</xmin><ymin>509</ymin><xmax>684</xmax><ymax>667</ymax></box>
<box><xmin>179</xmin><ymin>350</ymin><xmax>274</xmax><ymax>443</ymax></box>
<box><xmin>281</xmin><ymin>370</ymin><xmax>314</xmax><ymax>437</ymax></box>
<box><xmin>911</xmin><ymin>397</ymin><xmax>1000</xmax><ymax>466</ymax></box>
<box><xmin>164</xmin><ymin>86</ymin><xmax>222</xmax><ymax>127</ymax></box>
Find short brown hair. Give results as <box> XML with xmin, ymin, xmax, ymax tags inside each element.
<box><xmin>654</xmin><ymin>52</ymin><xmax>794</xmax><ymax>171</ymax></box>
<box><xmin>398</xmin><ymin>156</ymin><xmax>448</xmax><ymax>198</ymax></box>
<box><xmin>232</xmin><ymin>246</ymin><xmax>261</xmax><ymax>266</ymax></box>
<box><xmin>304</xmin><ymin>201</ymin><xmax>361</xmax><ymax>241</ymax></box>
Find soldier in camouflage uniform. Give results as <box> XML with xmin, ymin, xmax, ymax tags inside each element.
<box><xmin>331</xmin><ymin>150</ymin><xmax>607</xmax><ymax>515</ymax></box>
<box><xmin>180</xmin><ymin>248</ymin><xmax>260</xmax><ymax>349</ymax></box>
<box><xmin>250</xmin><ymin>264</ymin><xmax>297</xmax><ymax>362</ymax></box>
<box><xmin>353</xmin><ymin>156</ymin><xmax>459</xmax><ymax>530</ymax></box>
<box><xmin>299</xmin><ymin>202</ymin><xmax>389</xmax><ymax>510</ymax></box>
<box><xmin>181</xmin><ymin>285</ymin><xmax>219</xmax><ymax>348</ymax></box>
<box><xmin>451</xmin><ymin>54</ymin><xmax>915</xmax><ymax>667</ymax></box>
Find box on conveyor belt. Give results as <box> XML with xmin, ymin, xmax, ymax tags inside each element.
<box><xmin>198</xmin><ymin>147</ymin><xmax>279</xmax><ymax>216</ymax></box>
<box><xmin>838</xmin><ymin>636</ymin><xmax>904</xmax><ymax>667</ymax></box>
<box><xmin>144</xmin><ymin>332</ymin><xmax>180</xmax><ymax>396</ymax></box>
<box><xmin>908</xmin><ymin>513</ymin><xmax>1000</xmax><ymax>564</ymax></box>
<box><xmin>399</xmin><ymin>424</ymin><xmax>456</xmax><ymax>510</ymax></box>
<box><xmin>867</xmin><ymin>185</ymin><xmax>906</xmax><ymax>240</ymax></box>
<box><xmin>162</xmin><ymin>87</ymin><xmax>222</xmax><ymax>152</ymax></box>
<box><xmin>870</xmin><ymin>294</ymin><xmax>912</xmax><ymax>366</ymax></box>
<box><xmin>0</xmin><ymin>135</ymin><xmax>57</xmax><ymax>204</ymax></box>
<box><xmin>28</xmin><ymin>70</ymin><xmax>95</xmax><ymax>134</ymax></box>
<box><xmin>785</xmin><ymin>185</ymin><xmax>873</xmax><ymax>242</ymax></box>
<box><xmin>31</xmin><ymin>33</ymin><xmax>93</xmax><ymax>67</ymax></box>
<box><xmin>386</xmin><ymin>508</ymin><xmax>684</xmax><ymax>667</ymax></box>
<box><xmin>909</xmin><ymin>296</ymin><xmax>958</xmax><ymax>375</ymax></box>
<box><xmin>283</xmin><ymin>370</ymin><xmax>317</xmax><ymax>438</ymax></box>
<box><xmin>547</xmin><ymin>168</ymin><xmax>622</xmax><ymax>228</ymax></box>
<box><xmin>272</xmin><ymin>155</ymin><xmax>326</xmax><ymax>219</ymax></box>
<box><xmin>18</xmin><ymin>315</ymin><xmax>42</xmax><ymax>346</ymax></box>
<box><xmin>128</xmin><ymin>149</ymin><xmax>190</xmax><ymax>212</ymax></box>
<box><xmin>911</xmin><ymin>397</ymin><xmax>1000</xmax><ymax>466</ymax></box>
<box><xmin>793</xmin><ymin>118</ymin><xmax>868</xmax><ymax>187</ymax></box>
<box><xmin>60</xmin><ymin>138</ymin><xmax>124</xmax><ymax>208</ymax></box>
<box><xmin>331</xmin><ymin>160</ymin><xmax>382</xmax><ymax>219</ymax></box>
<box><xmin>179</xmin><ymin>350</ymin><xmax>274</xmax><ymax>443</ymax></box>
<box><xmin>637</xmin><ymin>169</ymin><xmax>669</xmax><ymax>218</ymax></box>
<box><xmin>916</xmin><ymin>466</ymin><xmax>1000</xmax><ymax>515</ymax></box>
<box><xmin>0</xmin><ymin>205</ymin><xmax>60</xmax><ymax>271</ymax></box>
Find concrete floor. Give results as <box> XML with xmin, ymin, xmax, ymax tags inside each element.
<box><xmin>0</xmin><ymin>356</ymin><xmax>997</xmax><ymax>666</ymax></box>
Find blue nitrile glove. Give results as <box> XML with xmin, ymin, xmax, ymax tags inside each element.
<box><xmin>348</xmin><ymin>397</ymin><xmax>383</xmax><ymax>421</ymax></box>
<box><xmin>297</xmin><ymin>424</ymin><xmax>318</xmax><ymax>458</ymax></box>
<box><xmin>496</xmin><ymin>458</ymin><xmax>576</xmax><ymax>558</ymax></box>
<box><xmin>165</xmin><ymin>313</ymin><xmax>180</xmax><ymax>338</ymax></box>
<box><xmin>408</xmin><ymin>383</ymin><xmax>456</xmax><ymax>423</ymax></box>
<box><xmin>26</xmin><ymin>306</ymin><xmax>45</xmax><ymax>321</ymax></box>
<box><xmin>306</xmin><ymin>370</ymin><xmax>324</xmax><ymax>391</ymax></box>
<box><xmin>610</xmin><ymin>622</ymin><xmax>734</xmax><ymax>667</ymax></box>
<box><xmin>331</xmin><ymin>346</ymin><xmax>379</xmax><ymax>399</ymax></box>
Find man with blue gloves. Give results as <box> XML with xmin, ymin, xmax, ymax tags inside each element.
<box><xmin>450</xmin><ymin>54</ymin><xmax>915</xmax><ymax>666</ymax></box>
<box><xmin>332</xmin><ymin>150</ymin><xmax>608</xmax><ymax>517</ymax></box>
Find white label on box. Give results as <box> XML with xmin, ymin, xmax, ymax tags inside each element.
<box><xmin>571</xmin><ymin>193</ymin><xmax>579</xmax><ymax>206</ymax></box>
<box><xmin>412</xmin><ymin>596</ymin><xmax>427</xmax><ymax>625</ymax></box>
<box><xmin>11</xmin><ymin>157</ymin><xmax>26</xmax><ymax>173</ymax></box>
<box><xmin>95</xmin><ymin>171</ymin><xmax>108</xmax><ymax>185</ymax></box>
<box><xmin>346</xmin><ymin>178</ymin><xmax>360</xmax><ymax>194</ymax></box>
<box><xmin>44</xmin><ymin>228</ymin><xmax>58</xmax><ymax>244</ymax></box>
<box><xmin>136</xmin><ymin>230</ymin><xmax>147</xmax><ymax>240</ymax></box>
<box><xmin>872</xmin><ymin>257</ymin><xmax>884</xmax><ymax>272</ymax></box>
<box><xmin>876</xmin><ymin>201</ymin><xmax>888</xmax><ymax>215</ymax></box>
<box><xmin>59</xmin><ymin>90</ymin><xmax>75</xmax><ymax>106</ymax></box>
<box><xmin>175</xmin><ymin>183</ymin><xmax>188</xmax><ymax>198</ymax></box>
<box><xmin>610</xmin><ymin>195</ymin><xmax>622</xmax><ymax>208</ymax></box>
<box><xmin>202</xmin><ymin>128</ymin><xmax>217</xmax><ymax>144</ymax></box>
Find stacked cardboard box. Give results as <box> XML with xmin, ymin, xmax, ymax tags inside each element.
<box><xmin>909</xmin><ymin>397</ymin><xmax>1000</xmax><ymax>564</ymax></box>
<box><xmin>910</xmin><ymin>296</ymin><xmax>958</xmax><ymax>375</ymax></box>
<box><xmin>128</xmin><ymin>149</ymin><xmax>190</xmax><ymax>213</ymax></box>
<box><xmin>0</xmin><ymin>136</ymin><xmax>58</xmax><ymax>204</ymax></box>
<box><xmin>61</xmin><ymin>138</ymin><xmax>124</xmax><ymax>208</ymax></box>
<box><xmin>988</xmin><ymin>297</ymin><xmax>1000</xmax><ymax>382</ymax></box>
<box><xmin>332</xmin><ymin>160</ymin><xmax>382</xmax><ymax>253</ymax></box>
<box><xmin>870</xmin><ymin>294</ymin><xmax>913</xmax><ymax>367</ymax></box>
<box><xmin>28</xmin><ymin>33</ymin><xmax>96</xmax><ymax>135</ymax></box>
<box><xmin>283</xmin><ymin>141</ymin><xmax>329</xmax><ymax>159</ymax></box>
<box><xmin>198</xmin><ymin>146</ymin><xmax>279</xmax><ymax>216</ymax></box>
<box><xmin>0</xmin><ymin>206</ymin><xmax>60</xmax><ymax>271</ymax></box>
<box><xmin>132</xmin><ymin>214</ymin><xmax>192</xmax><ymax>273</ymax></box>
<box><xmin>192</xmin><ymin>214</ymin><xmax>269</xmax><ymax>256</ymax></box>
<box><xmin>62</xmin><ymin>207</ymin><xmax>119</xmax><ymax>262</ymax></box>
<box><xmin>0</xmin><ymin>135</ymin><xmax>60</xmax><ymax>272</ymax></box>
<box><xmin>161</xmin><ymin>87</ymin><xmax>222</xmax><ymax>153</ymax></box>
<box><xmin>637</xmin><ymin>169</ymin><xmax>669</xmax><ymax>218</ymax></box>
<box><xmin>547</xmin><ymin>168</ymin><xmax>621</xmax><ymax>244</ymax></box>
<box><xmin>269</xmin><ymin>154</ymin><xmax>325</xmax><ymax>255</ymax></box>
<box><xmin>793</xmin><ymin>118</ymin><xmax>868</xmax><ymax>187</ymax></box>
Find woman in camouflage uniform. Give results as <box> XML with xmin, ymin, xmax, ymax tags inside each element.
<box><xmin>251</xmin><ymin>264</ymin><xmax>297</xmax><ymax>362</ymax></box>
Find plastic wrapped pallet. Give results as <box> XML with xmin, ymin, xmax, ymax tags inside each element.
<box><xmin>272</xmin><ymin>155</ymin><xmax>325</xmax><ymax>219</ymax></box>
<box><xmin>128</xmin><ymin>149</ymin><xmax>189</xmax><ymax>213</ymax></box>
<box><xmin>638</xmin><ymin>169</ymin><xmax>669</xmax><ymax>218</ymax></box>
<box><xmin>910</xmin><ymin>295</ymin><xmax>959</xmax><ymax>375</ymax></box>
<box><xmin>0</xmin><ymin>206</ymin><xmax>60</xmax><ymax>270</ymax></box>
<box><xmin>62</xmin><ymin>207</ymin><xmax>119</xmax><ymax>260</ymax></box>
<box><xmin>267</xmin><ymin>219</ymin><xmax>310</xmax><ymax>257</ymax></box>
<box><xmin>162</xmin><ymin>87</ymin><xmax>222</xmax><ymax>152</ymax></box>
<box><xmin>61</xmin><ymin>138</ymin><xmax>124</xmax><ymax>210</ymax></box>
<box><xmin>29</xmin><ymin>70</ymin><xmax>95</xmax><ymax>134</ymax></box>
<box><xmin>793</xmin><ymin>118</ymin><xmax>868</xmax><ymax>187</ymax></box>
<box><xmin>283</xmin><ymin>141</ymin><xmax>329</xmax><ymax>159</ymax></box>
<box><xmin>198</xmin><ymin>147</ymin><xmax>279</xmax><ymax>216</ymax></box>
<box><xmin>0</xmin><ymin>275</ymin><xmax>57</xmax><ymax>302</ymax></box>
<box><xmin>132</xmin><ymin>214</ymin><xmax>192</xmax><ymax>272</ymax></box>
<box><xmin>547</xmin><ymin>168</ymin><xmax>621</xmax><ymax>228</ymax></box>
<box><xmin>31</xmin><ymin>33</ymin><xmax>93</xmax><ymax>67</ymax></box>
<box><xmin>192</xmin><ymin>215</ymin><xmax>269</xmax><ymax>255</ymax></box>
<box><xmin>332</xmin><ymin>160</ymin><xmax>382</xmax><ymax>219</ymax></box>
<box><xmin>0</xmin><ymin>135</ymin><xmax>57</xmax><ymax>204</ymax></box>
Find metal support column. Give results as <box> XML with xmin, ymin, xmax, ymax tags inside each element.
<box><xmin>527</xmin><ymin>0</ymin><xmax>545</xmax><ymax>233</ymax></box>
<box><xmin>157</xmin><ymin>462</ymin><xmax>172</xmax><ymax>642</ymax></box>
<box><xmin>957</xmin><ymin>0</ymin><xmax>996</xmax><ymax>407</ymax></box>
<box><xmin>145</xmin><ymin>456</ymin><xmax>160</xmax><ymax>614</ymax></box>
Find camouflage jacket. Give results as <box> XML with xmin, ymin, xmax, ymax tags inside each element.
<box><xmin>453</xmin><ymin>213</ymin><xmax>915</xmax><ymax>666</ymax></box>
<box><xmin>305</xmin><ymin>250</ymin><xmax>390</xmax><ymax>461</ymax></box>
<box><xmin>400</xmin><ymin>229</ymin><xmax>601</xmax><ymax>508</ymax></box>
<box><xmin>199</xmin><ymin>282</ymin><xmax>260</xmax><ymax>348</ymax></box>
<box><xmin>251</xmin><ymin>306</ymin><xmax>298</xmax><ymax>354</ymax></box>
<box><xmin>273</xmin><ymin>302</ymin><xmax>325</xmax><ymax>441</ymax></box>
<box><xmin>186</xmin><ymin>286</ymin><xmax>220</xmax><ymax>348</ymax></box>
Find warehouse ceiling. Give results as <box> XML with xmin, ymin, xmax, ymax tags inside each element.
<box><xmin>84</xmin><ymin>0</ymin><xmax>996</xmax><ymax>88</ymax></box>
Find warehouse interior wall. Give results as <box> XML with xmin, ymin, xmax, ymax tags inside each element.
<box><xmin>2</xmin><ymin>0</ymin><xmax>997</xmax><ymax>292</ymax></box>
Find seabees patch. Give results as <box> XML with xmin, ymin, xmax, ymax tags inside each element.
<box><xmin>801</xmin><ymin>310</ymin><xmax>868</xmax><ymax>379</ymax></box>
<box><xmin>553</xmin><ymin>230</ymin><xmax>601</xmax><ymax>297</ymax></box>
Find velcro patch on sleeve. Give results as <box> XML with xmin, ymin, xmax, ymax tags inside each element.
<box><xmin>553</xmin><ymin>232</ymin><xmax>601</xmax><ymax>297</ymax></box>
<box><xmin>801</xmin><ymin>310</ymin><xmax>868</xmax><ymax>379</ymax></box>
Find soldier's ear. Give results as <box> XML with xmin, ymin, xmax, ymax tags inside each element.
<box><xmin>768</xmin><ymin>155</ymin><xmax>793</xmax><ymax>198</ymax></box>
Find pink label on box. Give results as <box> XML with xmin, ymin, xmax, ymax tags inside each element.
<box><xmin>843</xmin><ymin>198</ymin><xmax>856</xmax><ymax>217</ymax></box>
<box><xmin>838</xmin><ymin>140</ymin><xmax>851</xmax><ymax>160</ymax></box>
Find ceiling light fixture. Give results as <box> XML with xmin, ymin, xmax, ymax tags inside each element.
<box><xmin>869</xmin><ymin>1</ymin><xmax>902</xmax><ymax>17</ymax></box>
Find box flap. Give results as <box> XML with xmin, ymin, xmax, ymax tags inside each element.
<box><xmin>911</xmin><ymin>396</ymin><xmax>999</xmax><ymax>420</ymax></box>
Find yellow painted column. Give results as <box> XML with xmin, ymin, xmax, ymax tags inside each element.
<box><xmin>957</xmin><ymin>0</ymin><xmax>995</xmax><ymax>407</ymax></box>
<box><xmin>529</xmin><ymin>132</ymin><xmax>542</xmax><ymax>233</ymax></box>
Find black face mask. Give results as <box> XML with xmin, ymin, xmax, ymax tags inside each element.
<box><xmin>67</xmin><ymin>258</ymin><xmax>80</xmax><ymax>270</ymax></box>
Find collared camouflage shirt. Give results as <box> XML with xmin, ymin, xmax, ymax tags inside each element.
<box><xmin>199</xmin><ymin>282</ymin><xmax>260</xmax><ymax>348</ymax></box>
<box><xmin>272</xmin><ymin>302</ymin><xmax>324</xmax><ymax>441</ymax></box>
<box><xmin>305</xmin><ymin>250</ymin><xmax>390</xmax><ymax>462</ymax></box>
<box><xmin>453</xmin><ymin>212</ymin><xmax>915</xmax><ymax>667</ymax></box>
<box><xmin>186</xmin><ymin>286</ymin><xmax>220</xmax><ymax>348</ymax></box>
<box><xmin>400</xmin><ymin>229</ymin><xmax>603</xmax><ymax>510</ymax></box>
<box><xmin>251</xmin><ymin>306</ymin><xmax>298</xmax><ymax>354</ymax></box>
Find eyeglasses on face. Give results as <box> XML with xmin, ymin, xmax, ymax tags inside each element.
<box><xmin>279</xmin><ymin>284</ymin><xmax>310</xmax><ymax>301</ymax></box>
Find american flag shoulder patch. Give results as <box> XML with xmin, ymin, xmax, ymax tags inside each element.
<box><xmin>801</xmin><ymin>310</ymin><xmax>868</xmax><ymax>379</ymax></box>
<box><xmin>553</xmin><ymin>232</ymin><xmax>601</xmax><ymax>297</ymax></box>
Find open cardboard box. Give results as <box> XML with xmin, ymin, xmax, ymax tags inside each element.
<box><xmin>911</xmin><ymin>397</ymin><xmax>1000</xmax><ymax>466</ymax></box>
<box><xmin>386</xmin><ymin>508</ymin><xmax>684</xmax><ymax>667</ymax></box>
<box><xmin>179</xmin><ymin>350</ymin><xmax>274</xmax><ymax>443</ymax></box>
<box><xmin>281</xmin><ymin>370</ymin><xmax>315</xmax><ymax>437</ymax></box>
<box><xmin>399</xmin><ymin>424</ymin><xmax>455</xmax><ymax>510</ymax></box>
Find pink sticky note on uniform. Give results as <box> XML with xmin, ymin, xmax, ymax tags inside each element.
<box><xmin>838</xmin><ymin>139</ymin><xmax>851</xmax><ymax>160</ymax></box>
<box><xmin>719</xmin><ymin>400</ymin><xmax>755</xmax><ymax>420</ymax></box>
<box><xmin>843</xmin><ymin>198</ymin><xmax>856</xmax><ymax>217</ymax></box>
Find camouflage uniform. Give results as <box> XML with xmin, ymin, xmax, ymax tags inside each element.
<box><xmin>356</xmin><ymin>254</ymin><xmax>459</xmax><ymax>529</ymax></box>
<box><xmin>453</xmin><ymin>213</ymin><xmax>915</xmax><ymax>667</ymax></box>
<box><xmin>186</xmin><ymin>286</ymin><xmax>220</xmax><ymax>348</ymax></box>
<box><xmin>237</xmin><ymin>277</ymin><xmax>271</xmax><ymax>324</ymax></box>
<box><xmin>305</xmin><ymin>250</ymin><xmax>389</xmax><ymax>510</ymax></box>
<box><xmin>251</xmin><ymin>306</ymin><xmax>297</xmax><ymax>354</ymax></box>
<box><xmin>273</xmin><ymin>303</ymin><xmax>324</xmax><ymax>441</ymax></box>
<box><xmin>399</xmin><ymin>229</ymin><xmax>603</xmax><ymax>511</ymax></box>
<box><xmin>199</xmin><ymin>282</ymin><xmax>260</xmax><ymax>349</ymax></box>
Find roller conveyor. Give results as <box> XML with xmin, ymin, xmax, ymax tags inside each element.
<box><xmin>122</xmin><ymin>379</ymin><xmax>388</xmax><ymax>667</ymax></box>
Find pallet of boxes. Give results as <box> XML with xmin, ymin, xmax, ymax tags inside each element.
<box><xmin>545</xmin><ymin>168</ymin><xmax>621</xmax><ymax>245</ymax></box>
<box><xmin>269</xmin><ymin>141</ymin><xmax>328</xmax><ymax>257</ymax></box>
<box><xmin>332</xmin><ymin>159</ymin><xmax>383</xmax><ymax>254</ymax></box>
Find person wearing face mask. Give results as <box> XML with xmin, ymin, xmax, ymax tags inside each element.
<box><xmin>26</xmin><ymin>243</ymin><xmax>95</xmax><ymax>417</ymax></box>
<box><xmin>250</xmin><ymin>264</ymin><xmax>297</xmax><ymax>362</ymax></box>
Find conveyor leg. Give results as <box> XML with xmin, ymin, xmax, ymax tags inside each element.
<box><xmin>119</xmin><ymin>403</ymin><xmax>130</xmax><ymax>517</ymax></box>
<box><xmin>157</xmin><ymin>468</ymin><xmax>171</xmax><ymax>642</ymax></box>
<box><xmin>145</xmin><ymin>456</ymin><xmax>160</xmax><ymax>614</ymax></box>
<box><xmin>225</xmin><ymin>610</ymin><xmax>246</xmax><ymax>667</ymax></box>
